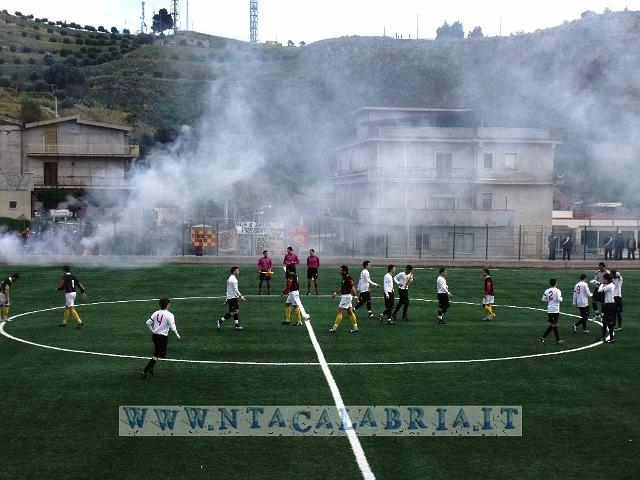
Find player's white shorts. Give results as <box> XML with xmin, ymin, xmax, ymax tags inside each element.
<box><xmin>65</xmin><ymin>292</ymin><xmax>77</xmax><ymax>308</ymax></box>
<box><xmin>483</xmin><ymin>295</ymin><xmax>494</xmax><ymax>305</ymax></box>
<box><xmin>0</xmin><ymin>293</ymin><xmax>9</xmax><ymax>305</ymax></box>
<box><xmin>338</xmin><ymin>294</ymin><xmax>353</xmax><ymax>309</ymax></box>
<box><xmin>286</xmin><ymin>290</ymin><xmax>300</xmax><ymax>306</ymax></box>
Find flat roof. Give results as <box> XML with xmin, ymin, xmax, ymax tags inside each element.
<box><xmin>351</xmin><ymin>106</ymin><xmax>473</xmax><ymax>116</ymax></box>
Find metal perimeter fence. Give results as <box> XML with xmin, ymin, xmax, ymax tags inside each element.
<box><xmin>20</xmin><ymin>218</ymin><xmax>640</xmax><ymax>261</ymax></box>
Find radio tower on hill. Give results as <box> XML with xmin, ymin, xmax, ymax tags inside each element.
<box><xmin>250</xmin><ymin>0</ymin><xmax>258</xmax><ymax>43</ymax></box>
<box><xmin>171</xmin><ymin>0</ymin><xmax>179</xmax><ymax>35</ymax></box>
<box><xmin>139</xmin><ymin>1</ymin><xmax>147</xmax><ymax>33</ymax></box>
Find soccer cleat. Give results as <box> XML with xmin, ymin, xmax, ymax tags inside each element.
<box><xmin>59</xmin><ymin>323</ymin><xmax>67</xmax><ymax>327</ymax></box>
<box><xmin>141</xmin><ymin>371</ymin><xmax>149</xmax><ymax>379</ymax></box>
<box><xmin>538</xmin><ymin>336</ymin><xmax>546</xmax><ymax>344</ymax></box>
<box><xmin>76</xmin><ymin>321</ymin><xmax>84</xmax><ymax>329</ymax></box>
<box><xmin>234</xmin><ymin>325</ymin><xmax>244</xmax><ymax>331</ymax></box>
<box><xmin>386</xmin><ymin>319</ymin><xmax>395</xmax><ymax>325</ymax></box>
<box><xmin>367</xmin><ymin>313</ymin><xmax>374</xmax><ymax>318</ymax></box>
<box><xmin>281</xmin><ymin>320</ymin><xmax>291</xmax><ymax>325</ymax></box>
<box><xmin>306</xmin><ymin>291</ymin><xmax>310</xmax><ymax>296</ymax></box>
<box><xmin>555</xmin><ymin>340</ymin><xmax>565</xmax><ymax>345</ymax></box>
<box><xmin>402</xmin><ymin>317</ymin><xmax>409</xmax><ymax>321</ymax></box>
<box><xmin>582</xmin><ymin>329</ymin><xmax>590</xmax><ymax>333</ymax></box>
<box><xmin>295</xmin><ymin>322</ymin><xmax>303</xmax><ymax>326</ymax></box>
<box><xmin>379</xmin><ymin>313</ymin><xmax>384</xmax><ymax>323</ymax></box>
<box><xmin>572</xmin><ymin>324</ymin><xmax>577</xmax><ymax>334</ymax></box>
<box><xmin>302</xmin><ymin>313</ymin><xmax>310</xmax><ymax>320</ymax></box>
<box><xmin>349</xmin><ymin>329</ymin><xmax>360</xmax><ymax>334</ymax></box>
<box><xmin>614</xmin><ymin>327</ymin><xmax>622</xmax><ymax>331</ymax></box>
<box><xmin>437</xmin><ymin>319</ymin><xmax>446</xmax><ymax>324</ymax></box>
<box><xmin>489</xmin><ymin>314</ymin><xmax>496</xmax><ymax>320</ymax></box>
<box><xmin>326</xmin><ymin>327</ymin><xmax>336</xmax><ymax>333</ymax></box>
<box><xmin>216</xmin><ymin>319</ymin><xmax>222</xmax><ymax>330</ymax></box>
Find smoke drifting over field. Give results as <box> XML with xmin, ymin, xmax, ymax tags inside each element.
<box><xmin>2</xmin><ymin>9</ymin><xmax>639</xmax><ymax>262</ymax></box>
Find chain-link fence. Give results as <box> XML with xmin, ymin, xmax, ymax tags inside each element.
<box><xmin>22</xmin><ymin>217</ymin><xmax>640</xmax><ymax>261</ymax></box>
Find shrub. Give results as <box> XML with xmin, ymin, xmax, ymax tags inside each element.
<box><xmin>0</xmin><ymin>77</ymin><xmax>10</xmax><ymax>87</ymax></box>
<box><xmin>49</xmin><ymin>36</ymin><xmax>58</xmax><ymax>42</ymax></box>
<box><xmin>27</xmin><ymin>58</ymin><xmax>36</xmax><ymax>65</ymax></box>
<box><xmin>97</xmin><ymin>26</ymin><xmax>106</xmax><ymax>33</ymax></box>
<box><xmin>152</xmin><ymin>70</ymin><xmax>162</xmax><ymax>78</ymax></box>
<box><xmin>21</xmin><ymin>46</ymin><xmax>32</xmax><ymax>53</ymax></box>
<box><xmin>47</xmin><ymin>27</ymin><xmax>53</xmax><ymax>33</ymax></box>
<box><xmin>13</xmin><ymin>58</ymin><xmax>21</xmax><ymax>64</ymax></box>
<box><xmin>62</xmin><ymin>37</ymin><xmax>70</xmax><ymax>44</ymax></box>
<box><xmin>28</xmin><ymin>71</ymin><xmax>40</xmax><ymax>80</ymax></box>
<box><xmin>0</xmin><ymin>58</ymin><xmax>4</xmax><ymax>64</ymax></box>
<box><xmin>9</xmin><ymin>45</ymin><xmax>17</xmax><ymax>52</ymax></box>
<box><xmin>75</xmin><ymin>38</ymin><xmax>83</xmax><ymax>45</ymax></box>
<box><xmin>21</xmin><ymin>31</ymin><xmax>27</xmax><ymax>37</ymax></box>
<box><xmin>43</xmin><ymin>55</ymin><xmax>55</xmax><ymax>65</ymax></box>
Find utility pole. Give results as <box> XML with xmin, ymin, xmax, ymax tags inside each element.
<box><xmin>172</xmin><ymin>0</ymin><xmax>179</xmax><ymax>35</ymax></box>
<box><xmin>250</xmin><ymin>0</ymin><xmax>258</xmax><ymax>43</ymax></box>
<box><xmin>140</xmin><ymin>1</ymin><xmax>146</xmax><ymax>33</ymax></box>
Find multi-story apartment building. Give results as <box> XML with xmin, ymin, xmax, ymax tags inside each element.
<box><xmin>0</xmin><ymin>115</ymin><xmax>138</xmax><ymax>219</ymax></box>
<box><xmin>334</xmin><ymin>107</ymin><xmax>561</xmax><ymax>256</ymax></box>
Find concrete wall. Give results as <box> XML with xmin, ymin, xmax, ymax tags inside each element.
<box><xmin>0</xmin><ymin>126</ymin><xmax>22</xmax><ymax>175</ymax></box>
<box><xmin>0</xmin><ymin>190</ymin><xmax>31</xmax><ymax>219</ymax></box>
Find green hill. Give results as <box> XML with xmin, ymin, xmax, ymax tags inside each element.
<box><xmin>1</xmin><ymin>9</ymin><xmax>640</xmax><ymax>205</ymax></box>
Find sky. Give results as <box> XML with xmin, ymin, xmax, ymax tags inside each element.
<box><xmin>2</xmin><ymin>0</ymin><xmax>638</xmax><ymax>43</ymax></box>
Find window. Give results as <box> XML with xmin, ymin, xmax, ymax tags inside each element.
<box><xmin>9</xmin><ymin>201</ymin><xmax>17</xmax><ymax>209</ymax></box>
<box><xmin>431</xmin><ymin>196</ymin><xmax>455</xmax><ymax>210</ymax></box>
<box><xmin>482</xmin><ymin>193</ymin><xmax>493</xmax><ymax>210</ymax></box>
<box><xmin>448</xmin><ymin>232</ymin><xmax>475</xmax><ymax>254</ymax></box>
<box><xmin>505</xmin><ymin>152</ymin><xmax>518</xmax><ymax>170</ymax></box>
<box><xmin>435</xmin><ymin>152</ymin><xmax>453</xmax><ymax>178</ymax></box>
<box><xmin>483</xmin><ymin>152</ymin><xmax>494</xmax><ymax>169</ymax></box>
<box><xmin>415</xmin><ymin>232</ymin><xmax>430</xmax><ymax>252</ymax></box>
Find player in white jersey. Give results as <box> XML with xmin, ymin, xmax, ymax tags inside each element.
<box><xmin>391</xmin><ymin>265</ymin><xmax>414</xmax><ymax>321</ymax></box>
<box><xmin>217</xmin><ymin>266</ymin><xmax>245</xmax><ymax>331</ymax></box>
<box><xmin>572</xmin><ymin>273</ymin><xmax>592</xmax><ymax>334</ymax></box>
<box><xmin>590</xmin><ymin>262</ymin><xmax>609</xmax><ymax>320</ymax></box>
<box><xmin>379</xmin><ymin>264</ymin><xmax>396</xmax><ymax>325</ymax></box>
<box><xmin>354</xmin><ymin>261</ymin><xmax>380</xmax><ymax>318</ymax></box>
<box><xmin>598</xmin><ymin>273</ymin><xmax>616</xmax><ymax>343</ymax></box>
<box><xmin>142</xmin><ymin>297</ymin><xmax>181</xmax><ymax>378</ymax></box>
<box><xmin>539</xmin><ymin>278</ymin><xmax>564</xmax><ymax>345</ymax></box>
<box><xmin>436</xmin><ymin>267</ymin><xmax>453</xmax><ymax>324</ymax></box>
<box><xmin>610</xmin><ymin>269</ymin><xmax>623</xmax><ymax>330</ymax></box>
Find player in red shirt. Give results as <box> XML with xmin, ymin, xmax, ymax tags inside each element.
<box><xmin>306</xmin><ymin>248</ymin><xmax>320</xmax><ymax>295</ymax></box>
<box><xmin>257</xmin><ymin>250</ymin><xmax>273</xmax><ymax>295</ymax></box>
<box><xmin>482</xmin><ymin>268</ymin><xmax>495</xmax><ymax>321</ymax></box>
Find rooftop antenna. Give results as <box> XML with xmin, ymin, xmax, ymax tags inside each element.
<box><xmin>416</xmin><ymin>13</ymin><xmax>419</xmax><ymax>39</ymax></box>
<box><xmin>186</xmin><ymin>0</ymin><xmax>189</xmax><ymax>30</ymax></box>
<box><xmin>250</xmin><ymin>0</ymin><xmax>258</xmax><ymax>43</ymax></box>
<box><xmin>140</xmin><ymin>1</ymin><xmax>147</xmax><ymax>33</ymax></box>
<box><xmin>171</xmin><ymin>0</ymin><xmax>179</xmax><ymax>35</ymax></box>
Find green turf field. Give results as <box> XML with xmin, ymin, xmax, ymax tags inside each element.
<box><xmin>0</xmin><ymin>264</ymin><xmax>637</xmax><ymax>479</ymax></box>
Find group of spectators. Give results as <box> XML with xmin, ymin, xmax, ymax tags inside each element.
<box><xmin>548</xmin><ymin>232</ymin><xmax>638</xmax><ymax>261</ymax></box>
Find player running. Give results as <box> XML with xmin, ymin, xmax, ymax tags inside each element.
<box><xmin>354</xmin><ymin>260</ymin><xmax>379</xmax><ymax>318</ymax></box>
<box><xmin>57</xmin><ymin>266</ymin><xmax>87</xmax><ymax>328</ymax></box>
<box><xmin>142</xmin><ymin>297</ymin><xmax>181</xmax><ymax>379</ymax></box>
<box><xmin>539</xmin><ymin>278</ymin><xmax>564</xmax><ymax>345</ymax></box>
<box><xmin>217</xmin><ymin>266</ymin><xmax>245</xmax><ymax>331</ymax></box>
<box><xmin>327</xmin><ymin>265</ymin><xmax>359</xmax><ymax>334</ymax></box>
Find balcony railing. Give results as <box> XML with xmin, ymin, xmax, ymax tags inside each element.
<box><xmin>33</xmin><ymin>175</ymin><xmax>128</xmax><ymax>188</ymax></box>
<box><xmin>27</xmin><ymin>144</ymin><xmax>139</xmax><ymax>157</ymax></box>
<box><xmin>337</xmin><ymin>167</ymin><xmax>473</xmax><ymax>181</ymax></box>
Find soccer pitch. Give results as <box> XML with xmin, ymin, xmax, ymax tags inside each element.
<box><xmin>0</xmin><ymin>264</ymin><xmax>637</xmax><ymax>480</ymax></box>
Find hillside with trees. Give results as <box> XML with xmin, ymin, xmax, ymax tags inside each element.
<box><xmin>1</xmin><ymin>9</ymin><xmax>639</xmax><ymax>206</ymax></box>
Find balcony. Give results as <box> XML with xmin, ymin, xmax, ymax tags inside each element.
<box><xmin>334</xmin><ymin>207</ymin><xmax>514</xmax><ymax>228</ymax></box>
<box><xmin>27</xmin><ymin>144</ymin><xmax>139</xmax><ymax>157</ymax></box>
<box><xmin>336</xmin><ymin>167</ymin><xmax>473</xmax><ymax>183</ymax></box>
<box><xmin>33</xmin><ymin>175</ymin><xmax>128</xmax><ymax>188</ymax></box>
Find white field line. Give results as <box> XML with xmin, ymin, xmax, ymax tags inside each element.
<box><xmin>304</xmin><ymin>319</ymin><xmax>375</xmax><ymax>480</ymax></box>
<box><xmin>0</xmin><ymin>297</ymin><xmax>606</xmax><ymax>366</ymax></box>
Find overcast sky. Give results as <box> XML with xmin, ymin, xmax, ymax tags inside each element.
<box><xmin>3</xmin><ymin>1</ymin><xmax>638</xmax><ymax>42</ymax></box>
